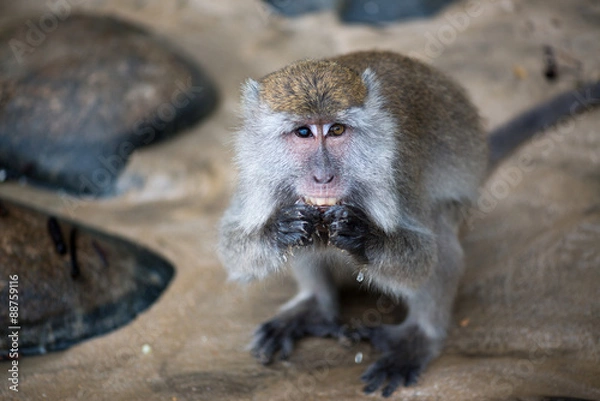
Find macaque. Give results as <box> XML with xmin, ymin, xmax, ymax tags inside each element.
<box><xmin>218</xmin><ymin>50</ymin><xmax>600</xmax><ymax>397</ymax></box>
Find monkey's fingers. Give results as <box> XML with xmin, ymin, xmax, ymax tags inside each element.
<box><xmin>328</xmin><ymin>230</ymin><xmax>369</xmax><ymax>264</ymax></box>
<box><xmin>272</xmin><ymin>204</ymin><xmax>322</xmax><ymax>248</ymax></box>
<box><xmin>322</xmin><ymin>204</ymin><xmax>348</xmax><ymax>225</ymax></box>
<box><xmin>323</xmin><ymin>204</ymin><xmax>369</xmax><ymax>238</ymax></box>
<box><xmin>276</xmin><ymin>219</ymin><xmax>313</xmax><ymax>235</ymax></box>
<box><xmin>281</xmin><ymin>203</ymin><xmax>321</xmax><ymax>222</ymax></box>
<box><xmin>273</xmin><ymin>219</ymin><xmax>315</xmax><ymax>248</ymax></box>
<box><xmin>275</xmin><ymin>230</ymin><xmax>313</xmax><ymax>248</ymax></box>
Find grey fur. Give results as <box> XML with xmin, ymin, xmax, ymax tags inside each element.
<box><xmin>218</xmin><ymin>51</ymin><xmax>486</xmax><ymax>396</ymax></box>
<box><xmin>219</xmin><ymin>61</ymin><xmax>427</xmax><ymax>283</ymax></box>
<box><xmin>218</xmin><ymin>51</ymin><xmax>599</xmax><ymax>397</ymax></box>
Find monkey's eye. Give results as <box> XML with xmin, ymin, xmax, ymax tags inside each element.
<box><xmin>295</xmin><ymin>126</ymin><xmax>312</xmax><ymax>138</ymax></box>
<box><xmin>328</xmin><ymin>124</ymin><xmax>346</xmax><ymax>136</ymax></box>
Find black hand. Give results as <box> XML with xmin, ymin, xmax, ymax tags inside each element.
<box><xmin>323</xmin><ymin>204</ymin><xmax>371</xmax><ymax>263</ymax></box>
<box><xmin>268</xmin><ymin>203</ymin><xmax>321</xmax><ymax>249</ymax></box>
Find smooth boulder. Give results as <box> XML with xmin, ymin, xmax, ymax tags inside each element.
<box><xmin>0</xmin><ymin>14</ymin><xmax>218</xmax><ymax>196</ymax></box>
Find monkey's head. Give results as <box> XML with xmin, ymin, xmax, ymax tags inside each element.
<box><xmin>234</xmin><ymin>60</ymin><xmax>400</xmax><ymax>234</ymax></box>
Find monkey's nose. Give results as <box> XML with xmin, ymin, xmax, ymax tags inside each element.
<box><xmin>313</xmin><ymin>174</ymin><xmax>335</xmax><ymax>184</ymax></box>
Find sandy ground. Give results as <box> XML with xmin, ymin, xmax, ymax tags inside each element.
<box><xmin>1</xmin><ymin>0</ymin><xmax>599</xmax><ymax>400</ymax></box>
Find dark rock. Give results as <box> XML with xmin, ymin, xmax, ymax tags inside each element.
<box><xmin>262</xmin><ymin>0</ymin><xmax>458</xmax><ymax>23</ymax></box>
<box><xmin>0</xmin><ymin>199</ymin><xmax>175</xmax><ymax>356</ymax></box>
<box><xmin>263</xmin><ymin>0</ymin><xmax>337</xmax><ymax>17</ymax></box>
<box><xmin>0</xmin><ymin>14</ymin><xmax>218</xmax><ymax>196</ymax></box>
<box><xmin>341</xmin><ymin>0</ymin><xmax>458</xmax><ymax>24</ymax></box>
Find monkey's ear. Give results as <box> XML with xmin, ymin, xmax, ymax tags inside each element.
<box><xmin>361</xmin><ymin>68</ymin><xmax>380</xmax><ymax>94</ymax></box>
<box><xmin>241</xmin><ymin>78</ymin><xmax>261</xmax><ymax>109</ymax></box>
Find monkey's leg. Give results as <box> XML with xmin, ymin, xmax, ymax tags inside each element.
<box><xmin>251</xmin><ymin>251</ymin><xmax>347</xmax><ymax>364</ymax></box>
<box><xmin>360</xmin><ymin>210</ymin><xmax>464</xmax><ymax>397</ymax></box>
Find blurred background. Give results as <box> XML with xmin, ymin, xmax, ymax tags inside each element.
<box><xmin>0</xmin><ymin>1</ymin><xmax>599</xmax><ymax>400</ymax></box>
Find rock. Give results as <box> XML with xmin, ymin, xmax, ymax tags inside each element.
<box><xmin>263</xmin><ymin>0</ymin><xmax>337</xmax><ymax>17</ymax></box>
<box><xmin>0</xmin><ymin>199</ymin><xmax>174</xmax><ymax>355</ymax></box>
<box><xmin>340</xmin><ymin>0</ymin><xmax>458</xmax><ymax>24</ymax></box>
<box><xmin>261</xmin><ymin>0</ymin><xmax>458</xmax><ymax>23</ymax></box>
<box><xmin>0</xmin><ymin>14</ymin><xmax>218</xmax><ymax>196</ymax></box>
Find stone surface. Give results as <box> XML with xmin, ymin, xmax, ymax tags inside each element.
<box><xmin>0</xmin><ymin>13</ymin><xmax>218</xmax><ymax>196</ymax></box>
<box><xmin>341</xmin><ymin>0</ymin><xmax>457</xmax><ymax>23</ymax></box>
<box><xmin>263</xmin><ymin>0</ymin><xmax>337</xmax><ymax>17</ymax></box>
<box><xmin>263</xmin><ymin>0</ymin><xmax>458</xmax><ymax>23</ymax></box>
<box><xmin>0</xmin><ymin>1</ymin><xmax>599</xmax><ymax>400</ymax></box>
<box><xmin>0</xmin><ymin>199</ymin><xmax>174</xmax><ymax>355</ymax></box>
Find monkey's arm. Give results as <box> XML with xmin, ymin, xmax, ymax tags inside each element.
<box><xmin>324</xmin><ymin>204</ymin><xmax>437</xmax><ymax>289</ymax></box>
<box><xmin>218</xmin><ymin>197</ymin><xmax>321</xmax><ymax>281</ymax></box>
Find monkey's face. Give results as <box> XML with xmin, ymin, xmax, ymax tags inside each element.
<box><xmin>234</xmin><ymin>66</ymin><xmax>401</xmax><ymax>234</ymax></box>
<box><xmin>285</xmin><ymin>122</ymin><xmax>349</xmax><ymax>208</ymax></box>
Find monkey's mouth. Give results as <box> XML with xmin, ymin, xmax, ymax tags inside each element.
<box><xmin>303</xmin><ymin>197</ymin><xmax>341</xmax><ymax>207</ymax></box>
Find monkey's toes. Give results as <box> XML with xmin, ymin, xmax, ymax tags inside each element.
<box><xmin>358</xmin><ymin>324</ymin><xmax>434</xmax><ymax>396</ymax></box>
<box><xmin>250</xmin><ymin>320</ymin><xmax>292</xmax><ymax>364</ymax></box>
<box><xmin>360</xmin><ymin>353</ymin><xmax>422</xmax><ymax>397</ymax></box>
<box><xmin>250</xmin><ymin>303</ymin><xmax>347</xmax><ymax>365</ymax></box>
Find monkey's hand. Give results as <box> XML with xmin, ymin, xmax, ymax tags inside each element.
<box><xmin>267</xmin><ymin>204</ymin><xmax>321</xmax><ymax>249</ymax></box>
<box><xmin>358</xmin><ymin>324</ymin><xmax>435</xmax><ymax>397</ymax></box>
<box><xmin>323</xmin><ymin>204</ymin><xmax>372</xmax><ymax>263</ymax></box>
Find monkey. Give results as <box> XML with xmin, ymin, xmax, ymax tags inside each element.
<box><xmin>217</xmin><ymin>50</ymin><xmax>600</xmax><ymax>397</ymax></box>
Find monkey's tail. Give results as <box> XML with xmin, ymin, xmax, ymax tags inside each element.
<box><xmin>487</xmin><ymin>81</ymin><xmax>600</xmax><ymax>169</ymax></box>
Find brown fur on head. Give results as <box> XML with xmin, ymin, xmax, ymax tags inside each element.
<box><xmin>259</xmin><ymin>60</ymin><xmax>368</xmax><ymax>117</ymax></box>
<box><xmin>233</xmin><ymin>56</ymin><xmax>403</xmax><ymax>236</ymax></box>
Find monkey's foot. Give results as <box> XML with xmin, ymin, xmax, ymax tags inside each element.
<box><xmin>251</xmin><ymin>298</ymin><xmax>350</xmax><ymax>364</ymax></box>
<box><xmin>358</xmin><ymin>324</ymin><xmax>435</xmax><ymax>397</ymax></box>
